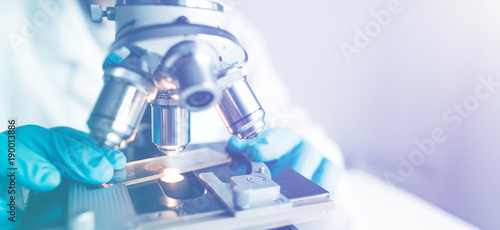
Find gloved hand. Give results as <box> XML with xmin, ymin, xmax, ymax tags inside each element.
<box><xmin>227</xmin><ymin>128</ymin><xmax>342</xmax><ymax>196</ymax></box>
<box><xmin>0</xmin><ymin>125</ymin><xmax>126</xmax><ymax>229</ymax></box>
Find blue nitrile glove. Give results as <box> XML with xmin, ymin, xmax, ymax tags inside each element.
<box><xmin>227</xmin><ymin>128</ymin><xmax>342</xmax><ymax>196</ymax></box>
<box><xmin>0</xmin><ymin>125</ymin><xmax>126</xmax><ymax>229</ymax></box>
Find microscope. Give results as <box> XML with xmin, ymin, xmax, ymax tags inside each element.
<box><xmin>86</xmin><ymin>0</ymin><xmax>265</xmax><ymax>154</ymax></box>
<box><xmin>63</xmin><ymin>1</ymin><xmax>335</xmax><ymax>229</ymax></box>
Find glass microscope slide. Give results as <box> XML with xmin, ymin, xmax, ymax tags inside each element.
<box><xmin>104</xmin><ymin>148</ymin><xmax>231</xmax><ymax>187</ymax></box>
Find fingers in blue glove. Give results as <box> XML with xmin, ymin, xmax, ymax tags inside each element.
<box><xmin>227</xmin><ymin>128</ymin><xmax>303</xmax><ymax>162</ymax></box>
<box><xmin>14</xmin><ymin>125</ymin><xmax>114</xmax><ymax>185</ymax></box>
<box><xmin>266</xmin><ymin>144</ymin><xmax>342</xmax><ymax>195</ymax></box>
<box><xmin>263</xmin><ymin>141</ymin><xmax>323</xmax><ymax>179</ymax></box>
<box><xmin>227</xmin><ymin>127</ymin><xmax>342</xmax><ymax>196</ymax></box>
<box><xmin>0</xmin><ymin>134</ymin><xmax>60</xmax><ymax>191</ymax></box>
<box><xmin>50</xmin><ymin>127</ymin><xmax>126</xmax><ymax>170</ymax></box>
<box><xmin>285</xmin><ymin>142</ymin><xmax>325</xmax><ymax>179</ymax></box>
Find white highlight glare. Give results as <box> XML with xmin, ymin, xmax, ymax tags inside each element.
<box><xmin>161</xmin><ymin>168</ymin><xmax>184</xmax><ymax>183</ymax></box>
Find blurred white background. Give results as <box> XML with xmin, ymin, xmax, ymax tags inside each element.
<box><xmin>236</xmin><ymin>0</ymin><xmax>500</xmax><ymax>229</ymax></box>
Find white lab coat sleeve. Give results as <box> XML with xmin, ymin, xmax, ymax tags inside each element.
<box><xmin>0</xmin><ymin>0</ymin><xmax>106</xmax><ymax>130</ymax></box>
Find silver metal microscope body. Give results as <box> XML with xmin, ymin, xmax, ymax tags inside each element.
<box><xmin>87</xmin><ymin>0</ymin><xmax>265</xmax><ymax>154</ymax></box>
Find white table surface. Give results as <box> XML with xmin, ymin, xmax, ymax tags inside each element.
<box><xmin>296</xmin><ymin>169</ymin><xmax>479</xmax><ymax>230</ymax></box>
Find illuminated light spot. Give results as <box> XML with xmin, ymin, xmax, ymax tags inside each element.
<box><xmin>161</xmin><ymin>168</ymin><xmax>184</xmax><ymax>183</ymax></box>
